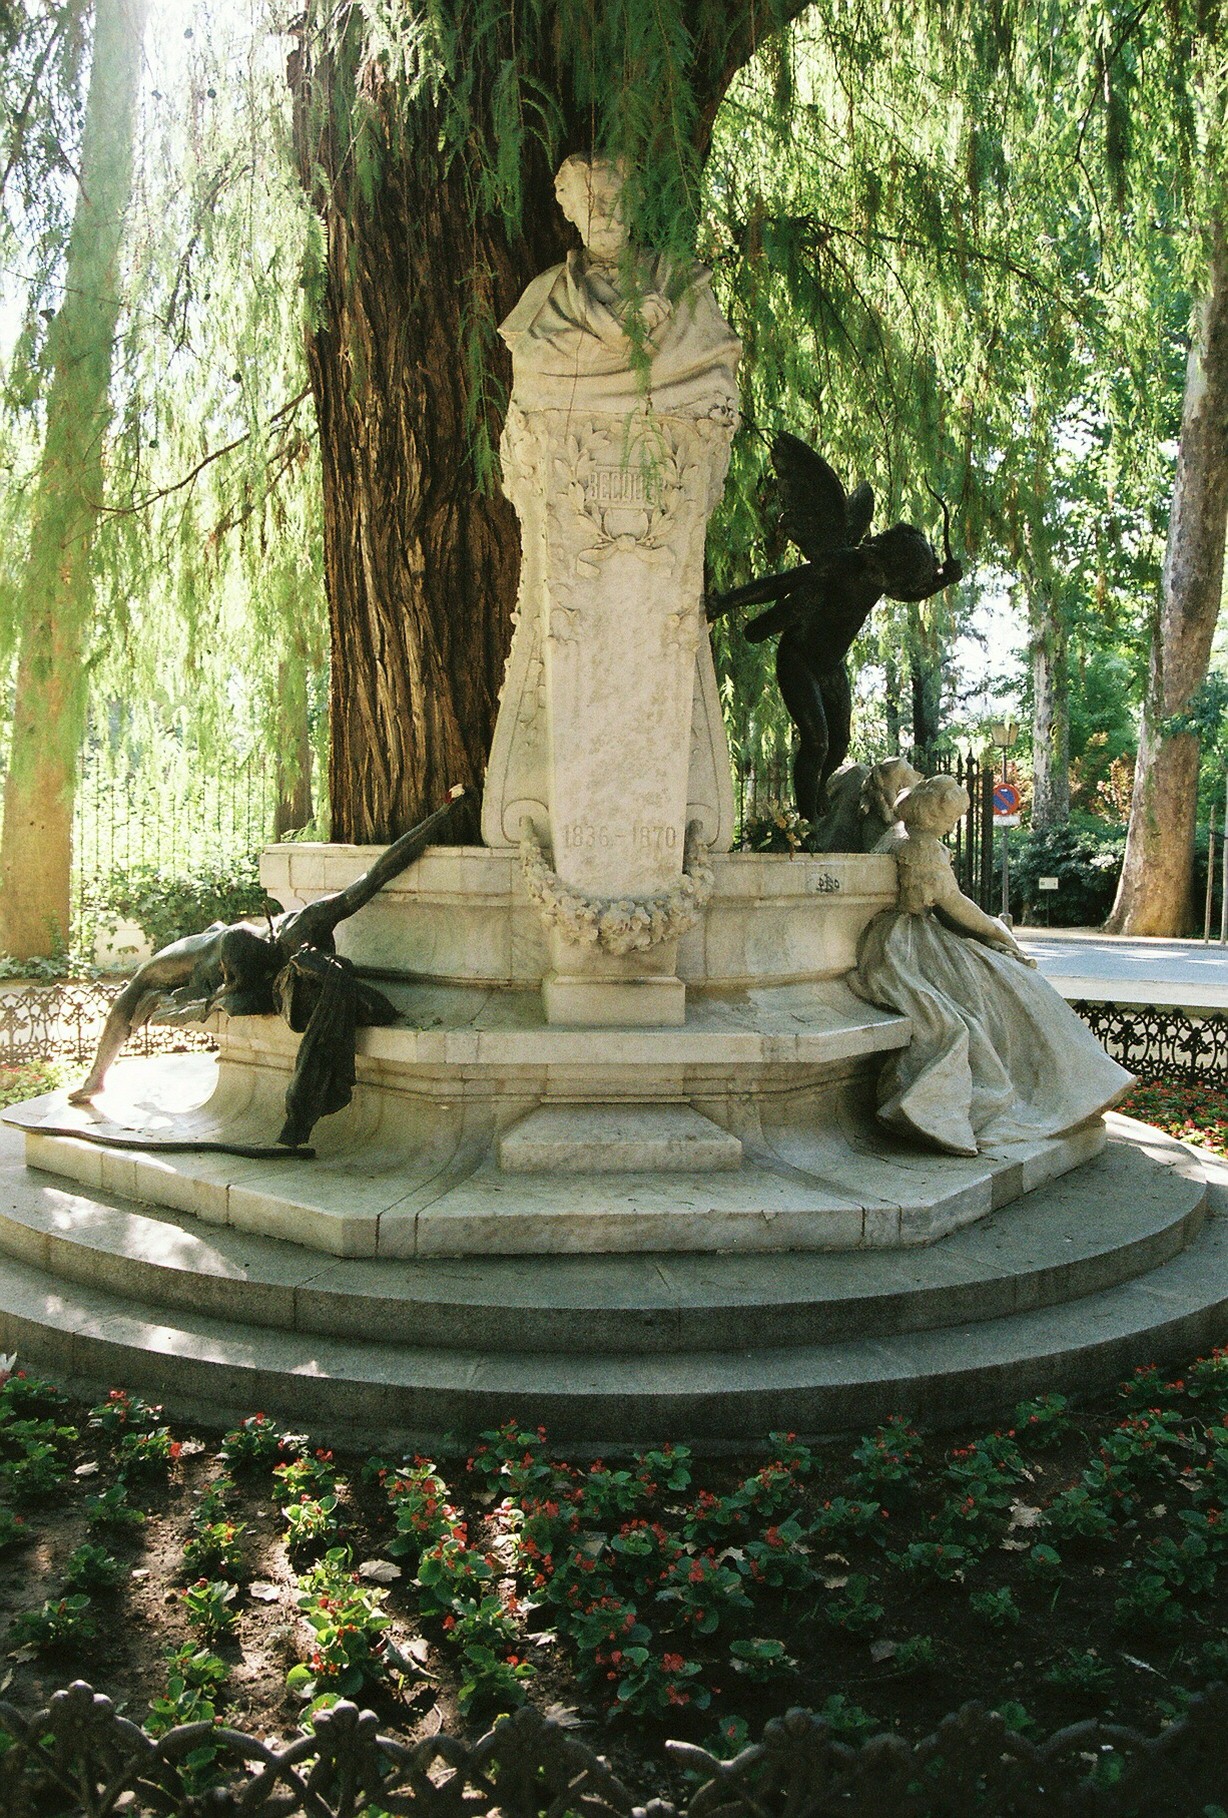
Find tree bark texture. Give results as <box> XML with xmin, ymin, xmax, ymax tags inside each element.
<box><xmin>1030</xmin><ymin>595</ymin><xmax>1070</xmax><ymax>828</ymax></box>
<box><xmin>290</xmin><ymin>51</ymin><xmax>564</xmax><ymax>842</ymax></box>
<box><xmin>1106</xmin><ymin>216</ymin><xmax>1228</xmax><ymax>935</ymax></box>
<box><xmin>0</xmin><ymin>0</ymin><xmax>148</xmax><ymax>958</ymax></box>
<box><xmin>288</xmin><ymin>4</ymin><xmax>810</xmax><ymax>844</ymax></box>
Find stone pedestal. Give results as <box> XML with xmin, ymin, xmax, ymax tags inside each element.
<box><xmin>480</xmin><ymin>171</ymin><xmax>741</xmax><ymax>1028</ymax></box>
<box><xmin>483</xmin><ymin>404</ymin><xmax>736</xmax><ymax>1026</ymax></box>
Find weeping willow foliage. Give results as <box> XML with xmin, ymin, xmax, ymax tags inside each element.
<box><xmin>0</xmin><ymin>0</ymin><xmax>90</xmax><ymax>690</ymax></box>
<box><xmin>302</xmin><ymin>0</ymin><xmax>786</xmax><ymax>245</ymax></box>
<box><xmin>92</xmin><ymin>3</ymin><xmax>325</xmax><ymax>802</ymax></box>
<box><xmin>297</xmin><ymin>0</ymin><xmax>1221</xmax><ymax>807</ymax></box>
<box><xmin>0</xmin><ymin>1</ymin><xmax>325</xmax><ymax>822</ymax></box>
<box><xmin>0</xmin><ymin>0</ymin><xmax>1222</xmax><ymax>853</ymax></box>
<box><xmin>696</xmin><ymin>0</ymin><xmax>1219</xmax><ymax>801</ymax></box>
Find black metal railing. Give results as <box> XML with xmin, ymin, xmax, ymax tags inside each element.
<box><xmin>0</xmin><ymin>982</ymin><xmax>216</xmax><ymax>1070</ymax></box>
<box><xmin>0</xmin><ymin>1679</ymin><xmax>1223</xmax><ymax>1818</ymax></box>
<box><xmin>2</xmin><ymin>985</ymin><xmax>1224</xmax><ymax>1094</ymax></box>
<box><xmin>1073</xmin><ymin>1001</ymin><xmax>1228</xmax><ymax>1083</ymax></box>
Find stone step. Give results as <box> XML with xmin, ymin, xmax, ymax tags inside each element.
<box><xmin>497</xmin><ymin>1104</ymin><xmax>745</xmax><ymax>1173</ymax></box>
<box><xmin>0</xmin><ymin>1136</ymin><xmax>1223</xmax><ymax>1447</ymax></box>
<box><xmin>8</xmin><ymin>1065</ymin><xmax>1112</xmax><ymax>1258</ymax></box>
<box><xmin>0</xmin><ymin>1121</ymin><xmax>1204</xmax><ymax>1356</ymax></box>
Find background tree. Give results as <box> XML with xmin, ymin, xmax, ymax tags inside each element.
<box><xmin>0</xmin><ymin>2</ymin><xmax>328</xmax><ymax>959</ymax></box>
<box><xmin>1106</xmin><ymin>206</ymin><xmax>1228</xmax><ymax>933</ymax></box>
<box><xmin>0</xmin><ymin>0</ymin><xmax>148</xmax><ymax>958</ymax></box>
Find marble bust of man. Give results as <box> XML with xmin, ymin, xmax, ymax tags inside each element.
<box><xmin>499</xmin><ymin>155</ymin><xmax>740</xmax><ymax>421</ymax></box>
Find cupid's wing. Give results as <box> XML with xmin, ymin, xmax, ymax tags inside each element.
<box><xmin>772</xmin><ymin>432</ymin><xmax>849</xmax><ymax>561</ymax></box>
<box><xmin>845</xmin><ymin>480</ymin><xmax>874</xmax><ymax>546</ymax></box>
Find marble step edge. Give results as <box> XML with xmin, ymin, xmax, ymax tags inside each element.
<box><xmin>0</xmin><ymin>1126</ymin><xmax>1207</xmax><ymax>1358</ymax></box>
<box><xmin>13</xmin><ymin>1115</ymin><xmax>1110</xmax><ymax>1261</ymax></box>
<box><xmin>0</xmin><ymin>1201</ymin><xmax>1225</xmax><ymax>1446</ymax></box>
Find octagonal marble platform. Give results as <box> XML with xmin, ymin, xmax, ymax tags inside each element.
<box><xmin>6</xmin><ymin>845</ymin><xmax>1118</xmax><ymax>1262</ymax></box>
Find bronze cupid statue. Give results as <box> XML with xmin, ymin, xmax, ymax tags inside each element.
<box><xmin>709</xmin><ymin>433</ymin><xmax>962</xmax><ymax>833</ymax></box>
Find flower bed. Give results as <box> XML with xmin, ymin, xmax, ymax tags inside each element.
<box><xmin>1120</xmin><ymin>1077</ymin><xmax>1228</xmax><ymax>1158</ymax></box>
<box><xmin>1</xmin><ymin>1359</ymin><xmax>1228</xmax><ymax>1803</ymax></box>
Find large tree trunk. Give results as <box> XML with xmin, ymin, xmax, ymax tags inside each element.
<box><xmin>0</xmin><ymin>0</ymin><xmax>147</xmax><ymax>959</ymax></box>
<box><xmin>1030</xmin><ymin>593</ymin><xmax>1070</xmax><ymax>829</ymax></box>
<box><xmin>290</xmin><ymin>54</ymin><xmax>566</xmax><ymax>842</ymax></box>
<box><xmin>287</xmin><ymin>6</ymin><xmax>808</xmax><ymax>845</ymax></box>
<box><xmin>1106</xmin><ymin>216</ymin><xmax>1228</xmax><ymax>935</ymax></box>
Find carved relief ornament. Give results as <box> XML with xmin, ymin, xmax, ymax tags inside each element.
<box><xmin>519</xmin><ymin>817</ymin><xmax>714</xmax><ymax>954</ymax></box>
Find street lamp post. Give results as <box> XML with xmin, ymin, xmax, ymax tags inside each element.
<box><xmin>989</xmin><ymin>717</ymin><xmax>1018</xmax><ymax>922</ymax></box>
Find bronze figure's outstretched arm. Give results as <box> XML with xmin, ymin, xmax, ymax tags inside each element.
<box><xmin>280</xmin><ymin>785</ymin><xmax>466</xmax><ymax>949</ymax></box>
<box><xmin>68</xmin><ymin>787</ymin><xmax>467</xmax><ymax>1110</ymax></box>
<box><xmin>706</xmin><ymin>563</ymin><xmax>819</xmax><ymax>621</ymax></box>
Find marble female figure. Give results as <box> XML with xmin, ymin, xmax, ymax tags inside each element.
<box><xmin>852</xmin><ymin>774</ymin><xmax>1132</xmax><ymax>1156</ymax></box>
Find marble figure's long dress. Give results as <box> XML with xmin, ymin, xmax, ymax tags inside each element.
<box><xmin>851</xmin><ymin>849</ymin><xmax>1132</xmax><ymax>1157</ymax></box>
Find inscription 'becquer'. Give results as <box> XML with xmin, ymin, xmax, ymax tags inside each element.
<box><xmin>586</xmin><ymin>466</ymin><xmax>659</xmax><ymax>508</ymax></box>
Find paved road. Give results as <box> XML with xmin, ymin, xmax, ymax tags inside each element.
<box><xmin>1020</xmin><ymin>928</ymin><xmax>1228</xmax><ymax>1009</ymax></box>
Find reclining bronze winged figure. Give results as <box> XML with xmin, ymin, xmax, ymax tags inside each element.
<box><xmin>709</xmin><ymin>433</ymin><xmax>963</xmax><ymax>833</ymax></box>
<box><xmin>68</xmin><ymin>788</ymin><xmax>465</xmax><ymax>1150</ymax></box>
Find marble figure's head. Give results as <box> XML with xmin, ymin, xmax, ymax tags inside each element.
<box><xmin>554</xmin><ymin>156</ymin><xmax>628</xmax><ymax>261</ymax></box>
<box><xmin>861</xmin><ymin>756</ymin><xmax>922</xmax><ymax>824</ymax></box>
<box><xmin>897</xmin><ymin>774</ymin><xmax>968</xmax><ymax>837</ymax></box>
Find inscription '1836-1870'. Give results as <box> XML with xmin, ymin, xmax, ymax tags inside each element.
<box><xmin>560</xmin><ymin>822</ymin><xmax>679</xmax><ymax>852</ymax></box>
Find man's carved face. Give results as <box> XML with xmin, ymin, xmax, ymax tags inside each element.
<box><xmin>554</xmin><ymin>157</ymin><xmax>628</xmax><ymax>261</ymax></box>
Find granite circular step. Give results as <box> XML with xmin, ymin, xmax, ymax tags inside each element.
<box><xmin>0</xmin><ymin>1182</ymin><xmax>1223</xmax><ymax>1448</ymax></box>
<box><xmin>0</xmin><ymin>1118</ymin><xmax>1207</xmax><ymax>1361</ymax></box>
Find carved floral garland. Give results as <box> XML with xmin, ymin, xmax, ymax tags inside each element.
<box><xmin>519</xmin><ymin>817</ymin><xmax>714</xmax><ymax>954</ymax></box>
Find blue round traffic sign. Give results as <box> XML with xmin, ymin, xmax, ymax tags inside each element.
<box><xmin>993</xmin><ymin>783</ymin><xmax>1020</xmax><ymax>815</ymax></box>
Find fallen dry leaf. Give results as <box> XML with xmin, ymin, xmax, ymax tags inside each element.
<box><xmin>544</xmin><ymin>1704</ymin><xmax>587</xmax><ymax>1728</ymax></box>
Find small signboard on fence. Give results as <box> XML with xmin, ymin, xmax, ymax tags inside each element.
<box><xmin>1038</xmin><ymin>876</ymin><xmax>1060</xmax><ymax>891</ymax></box>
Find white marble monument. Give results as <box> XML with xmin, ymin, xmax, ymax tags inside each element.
<box><xmin>481</xmin><ymin>156</ymin><xmax>739</xmax><ymax>1026</ymax></box>
<box><xmin>1</xmin><ymin>165</ymin><xmax>1129</xmax><ymax>1276</ymax></box>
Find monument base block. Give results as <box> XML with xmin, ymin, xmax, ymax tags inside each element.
<box><xmin>498</xmin><ymin>1104</ymin><xmax>743</xmax><ymax>1173</ymax></box>
<box><xmin>542</xmin><ymin>972</ymin><xmax>686</xmax><ymax>1027</ymax></box>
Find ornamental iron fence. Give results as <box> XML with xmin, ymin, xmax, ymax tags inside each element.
<box><xmin>0</xmin><ymin>983</ymin><xmax>217</xmax><ymax>1070</ymax></box>
<box><xmin>0</xmin><ymin>1680</ymin><xmax>1224</xmax><ymax>1818</ymax></box>
<box><xmin>1073</xmin><ymin>1001</ymin><xmax>1228</xmax><ymax>1084</ymax></box>
<box><xmin>2</xmin><ymin>987</ymin><xmax>1227</xmax><ymax>1091</ymax></box>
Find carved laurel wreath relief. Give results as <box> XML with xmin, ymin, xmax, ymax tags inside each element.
<box><xmin>519</xmin><ymin>816</ymin><xmax>714</xmax><ymax>954</ymax></box>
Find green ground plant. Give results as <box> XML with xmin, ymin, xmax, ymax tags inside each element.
<box><xmin>11</xmin><ymin>1594</ymin><xmax>97</xmax><ymax>1651</ymax></box>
